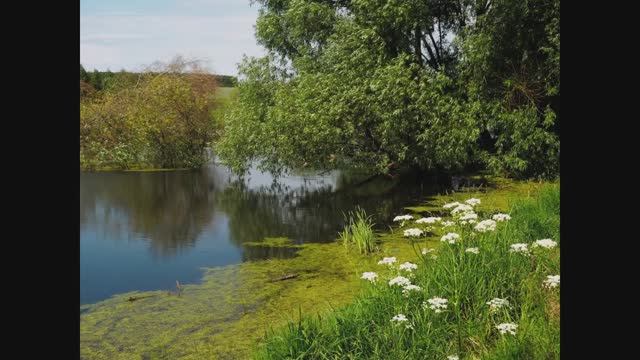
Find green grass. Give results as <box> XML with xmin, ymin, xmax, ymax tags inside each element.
<box><xmin>340</xmin><ymin>207</ymin><xmax>376</xmax><ymax>255</ymax></box>
<box><xmin>255</xmin><ymin>184</ymin><xmax>560</xmax><ymax>359</ymax></box>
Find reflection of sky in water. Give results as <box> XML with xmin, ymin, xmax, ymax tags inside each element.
<box><xmin>80</xmin><ymin>162</ymin><xmax>449</xmax><ymax>304</ymax></box>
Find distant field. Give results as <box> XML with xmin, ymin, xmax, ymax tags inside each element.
<box><xmin>216</xmin><ymin>87</ymin><xmax>238</xmax><ymax>100</ymax></box>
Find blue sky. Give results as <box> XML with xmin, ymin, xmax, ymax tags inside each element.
<box><xmin>80</xmin><ymin>0</ymin><xmax>265</xmax><ymax>75</ymax></box>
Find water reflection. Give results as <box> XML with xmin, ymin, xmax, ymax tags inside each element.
<box><xmin>80</xmin><ymin>163</ymin><xmax>451</xmax><ymax>303</ymax></box>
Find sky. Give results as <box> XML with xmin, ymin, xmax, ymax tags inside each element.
<box><xmin>80</xmin><ymin>0</ymin><xmax>266</xmax><ymax>75</ymax></box>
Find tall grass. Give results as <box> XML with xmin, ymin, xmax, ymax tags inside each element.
<box><xmin>256</xmin><ymin>184</ymin><xmax>560</xmax><ymax>359</ymax></box>
<box><xmin>339</xmin><ymin>207</ymin><xmax>376</xmax><ymax>255</ymax></box>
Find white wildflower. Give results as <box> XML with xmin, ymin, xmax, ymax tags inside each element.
<box><xmin>402</xmin><ymin>284</ymin><xmax>422</xmax><ymax>296</ymax></box>
<box><xmin>496</xmin><ymin>323</ymin><xmax>518</xmax><ymax>335</ymax></box>
<box><xmin>393</xmin><ymin>215</ymin><xmax>414</xmax><ymax>222</ymax></box>
<box><xmin>361</xmin><ymin>272</ymin><xmax>378</xmax><ymax>283</ymax></box>
<box><xmin>443</xmin><ymin>201</ymin><xmax>461</xmax><ymax>209</ymax></box>
<box><xmin>423</xmin><ymin>297</ymin><xmax>448</xmax><ymax>313</ymax></box>
<box><xmin>416</xmin><ymin>216</ymin><xmax>441</xmax><ymax>224</ymax></box>
<box><xmin>532</xmin><ymin>239</ymin><xmax>557</xmax><ymax>249</ymax></box>
<box><xmin>451</xmin><ymin>204</ymin><xmax>474</xmax><ymax>215</ymax></box>
<box><xmin>459</xmin><ymin>212</ymin><xmax>478</xmax><ymax>224</ymax></box>
<box><xmin>389</xmin><ymin>276</ymin><xmax>412</xmax><ymax>287</ymax></box>
<box><xmin>474</xmin><ymin>219</ymin><xmax>497</xmax><ymax>232</ymax></box>
<box><xmin>441</xmin><ymin>220</ymin><xmax>455</xmax><ymax>227</ymax></box>
<box><xmin>509</xmin><ymin>243</ymin><xmax>530</xmax><ymax>255</ymax></box>
<box><xmin>377</xmin><ymin>257</ymin><xmax>397</xmax><ymax>265</ymax></box>
<box><xmin>421</xmin><ymin>248</ymin><xmax>435</xmax><ymax>255</ymax></box>
<box><xmin>465</xmin><ymin>198</ymin><xmax>481</xmax><ymax>206</ymax></box>
<box><xmin>403</xmin><ymin>228</ymin><xmax>424</xmax><ymax>237</ymax></box>
<box><xmin>492</xmin><ymin>213</ymin><xmax>511</xmax><ymax>222</ymax></box>
<box><xmin>447</xmin><ymin>356</ymin><xmax>460</xmax><ymax>360</ymax></box>
<box><xmin>390</xmin><ymin>314</ymin><xmax>408</xmax><ymax>323</ymax></box>
<box><xmin>465</xmin><ymin>247</ymin><xmax>480</xmax><ymax>254</ymax></box>
<box><xmin>441</xmin><ymin>232</ymin><xmax>460</xmax><ymax>244</ymax></box>
<box><xmin>543</xmin><ymin>275</ymin><xmax>560</xmax><ymax>288</ymax></box>
<box><xmin>399</xmin><ymin>262</ymin><xmax>418</xmax><ymax>272</ymax></box>
<box><xmin>486</xmin><ymin>298</ymin><xmax>510</xmax><ymax>312</ymax></box>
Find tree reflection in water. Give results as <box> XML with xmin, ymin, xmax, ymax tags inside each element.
<box><xmin>80</xmin><ymin>164</ymin><xmax>451</xmax><ymax>260</ymax></box>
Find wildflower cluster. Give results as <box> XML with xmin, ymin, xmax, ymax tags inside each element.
<box><xmin>361</xmin><ymin>272</ymin><xmax>378</xmax><ymax>283</ymax></box>
<box><xmin>399</xmin><ymin>262</ymin><xmax>418</xmax><ymax>272</ymax></box>
<box><xmin>509</xmin><ymin>243</ymin><xmax>530</xmax><ymax>255</ymax></box>
<box><xmin>532</xmin><ymin>238</ymin><xmax>557</xmax><ymax>249</ymax></box>
<box><xmin>403</xmin><ymin>228</ymin><xmax>424</xmax><ymax>237</ymax></box>
<box><xmin>393</xmin><ymin>215</ymin><xmax>413</xmax><ymax>222</ymax></box>
<box><xmin>486</xmin><ymin>298</ymin><xmax>510</xmax><ymax>312</ymax></box>
<box><xmin>474</xmin><ymin>219</ymin><xmax>496</xmax><ymax>232</ymax></box>
<box><xmin>492</xmin><ymin>213</ymin><xmax>511</xmax><ymax>222</ymax></box>
<box><xmin>377</xmin><ymin>257</ymin><xmax>397</xmax><ymax>265</ymax></box>
<box><xmin>543</xmin><ymin>275</ymin><xmax>560</xmax><ymax>288</ymax></box>
<box><xmin>423</xmin><ymin>297</ymin><xmax>448</xmax><ymax>313</ymax></box>
<box><xmin>416</xmin><ymin>217</ymin><xmax>441</xmax><ymax>224</ymax></box>
<box><xmin>459</xmin><ymin>212</ymin><xmax>478</xmax><ymax>225</ymax></box>
<box><xmin>496</xmin><ymin>323</ymin><xmax>518</xmax><ymax>335</ymax></box>
<box><xmin>441</xmin><ymin>232</ymin><xmax>460</xmax><ymax>244</ymax></box>
<box><xmin>388</xmin><ymin>276</ymin><xmax>412</xmax><ymax>287</ymax></box>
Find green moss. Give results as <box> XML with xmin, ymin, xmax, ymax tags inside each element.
<box><xmin>243</xmin><ymin>237</ymin><xmax>300</xmax><ymax>248</ymax></box>
<box><xmin>80</xmin><ymin>176</ymin><xmax>550</xmax><ymax>359</ymax></box>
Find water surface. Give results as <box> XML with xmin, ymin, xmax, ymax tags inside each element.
<box><xmin>80</xmin><ymin>163</ymin><xmax>451</xmax><ymax>304</ymax></box>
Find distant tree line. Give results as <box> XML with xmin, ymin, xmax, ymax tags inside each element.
<box><xmin>80</xmin><ymin>64</ymin><xmax>237</xmax><ymax>96</ymax></box>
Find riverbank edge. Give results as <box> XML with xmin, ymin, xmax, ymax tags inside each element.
<box><xmin>79</xmin><ymin>176</ymin><xmax>553</xmax><ymax>359</ymax></box>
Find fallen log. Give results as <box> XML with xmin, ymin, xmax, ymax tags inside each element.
<box><xmin>270</xmin><ymin>274</ymin><xmax>299</xmax><ymax>282</ymax></box>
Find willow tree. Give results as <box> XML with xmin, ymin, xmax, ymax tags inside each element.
<box><xmin>218</xmin><ymin>0</ymin><xmax>559</xmax><ymax>178</ymax></box>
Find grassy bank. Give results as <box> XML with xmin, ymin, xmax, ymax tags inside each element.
<box><xmin>255</xmin><ymin>183</ymin><xmax>559</xmax><ymax>359</ymax></box>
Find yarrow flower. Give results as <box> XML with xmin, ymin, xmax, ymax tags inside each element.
<box><xmin>403</xmin><ymin>228</ymin><xmax>424</xmax><ymax>237</ymax></box>
<box><xmin>421</xmin><ymin>248</ymin><xmax>435</xmax><ymax>255</ymax></box>
<box><xmin>447</xmin><ymin>356</ymin><xmax>459</xmax><ymax>360</ymax></box>
<box><xmin>543</xmin><ymin>275</ymin><xmax>560</xmax><ymax>288</ymax></box>
<box><xmin>361</xmin><ymin>272</ymin><xmax>378</xmax><ymax>283</ymax></box>
<box><xmin>496</xmin><ymin>323</ymin><xmax>518</xmax><ymax>335</ymax></box>
<box><xmin>474</xmin><ymin>219</ymin><xmax>497</xmax><ymax>232</ymax></box>
<box><xmin>399</xmin><ymin>262</ymin><xmax>418</xmax><ymax>272</ymax></box>
<box><xmin>389</xmin><ymin>276</ymin><xmax>412</xmax><ymax>287</ymax></box>
<box><xmin>509</xmin><ymin>243</ymin><xmax>530</xmax><ymax>255</ymax></box>
<box><xmin>441</xmin><ymin>232</ymin><xmax>460</xmax><ymax>244</ymax></box>
<box><xmin>390</xmin><ymin>314</ymin><xmax>413</xmax><ymax>329</ymax></box>
<box><xmin>443</xmin><ymin>201</ymin><xmax>461</xmax><ymax>209</ymax></box>
<box><xmin>486</xmin><ymin>298</ymin><xmax>510</xmax><ymax>312</ymax></box>
<box><xmin>532</xmin><ymin>239</ymin><xmax>558</xmax><ymax>249</ymax></box>
<box><xmin>441</xmin><ymin>220</ymin><xmax>455</xmax><ymax>227</ymax></box>
<box><xmin>492</xmin><ymin>213</ymin><xmax>511</xmax><ymax>222</ymax></box>
<box><xmin>390</xmin><ymin>314</ymin><xmax>408</xmax><ymax>323</ymax></box>
<box><xmin>377</xmin><ymin>257</ymin><xmax>397</xmax><ymax>265</ymax></box>
<box><xmin>393</xmin><ymin>215</ymin><xmax>413</xmax><ymax>222</ymax></box>
<box><xmin>423</xmin><ymin>297</ymin><xmax>448</xmax><ymax>313</ymax></box>
<box><xmin>451</xmin><ymin>204</ymin><xmax>474</xmax><ymax>215</ymax></box>
<box><xmin>416</xmin><ymin>217</ymin><xmax>441</xmax><ymax>224</ymax></box>
<box><xmin>465</xmin><ymin>247</ymin><xmax>480</xmax><ymax>254</ymax></box>
<box><xmin>459</xmin><ymin>212</ymin><xmax>478</xmax><ymax>224</ymax></box>
<box><xmin>465</xmin><ymin>198</ymin><xmax>481</xmax><ymax>206</ymax></box>
<box><xmin>402</xmin><ymin>284</ymin><xmax>422</xmax><ymax>296</ymax></box>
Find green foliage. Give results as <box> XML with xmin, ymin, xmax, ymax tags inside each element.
<box><xmin>218</xmin><ymin>0</ymin><xmax>560</xmax><ymax>179</ymax></box>
<box><xmin>340</xmin><ymin>207</ymin><xmax>376</xmax><ymax>255</ymax></box>
<box><xmin>80</xmin><ymin>59</ymin><xmax>218</xmax><ymax>169</ymax></box>
<box><xmin>256</xmin><ymin>184</ymin><xmax>560</xmax><ymax>359</ymax></box>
